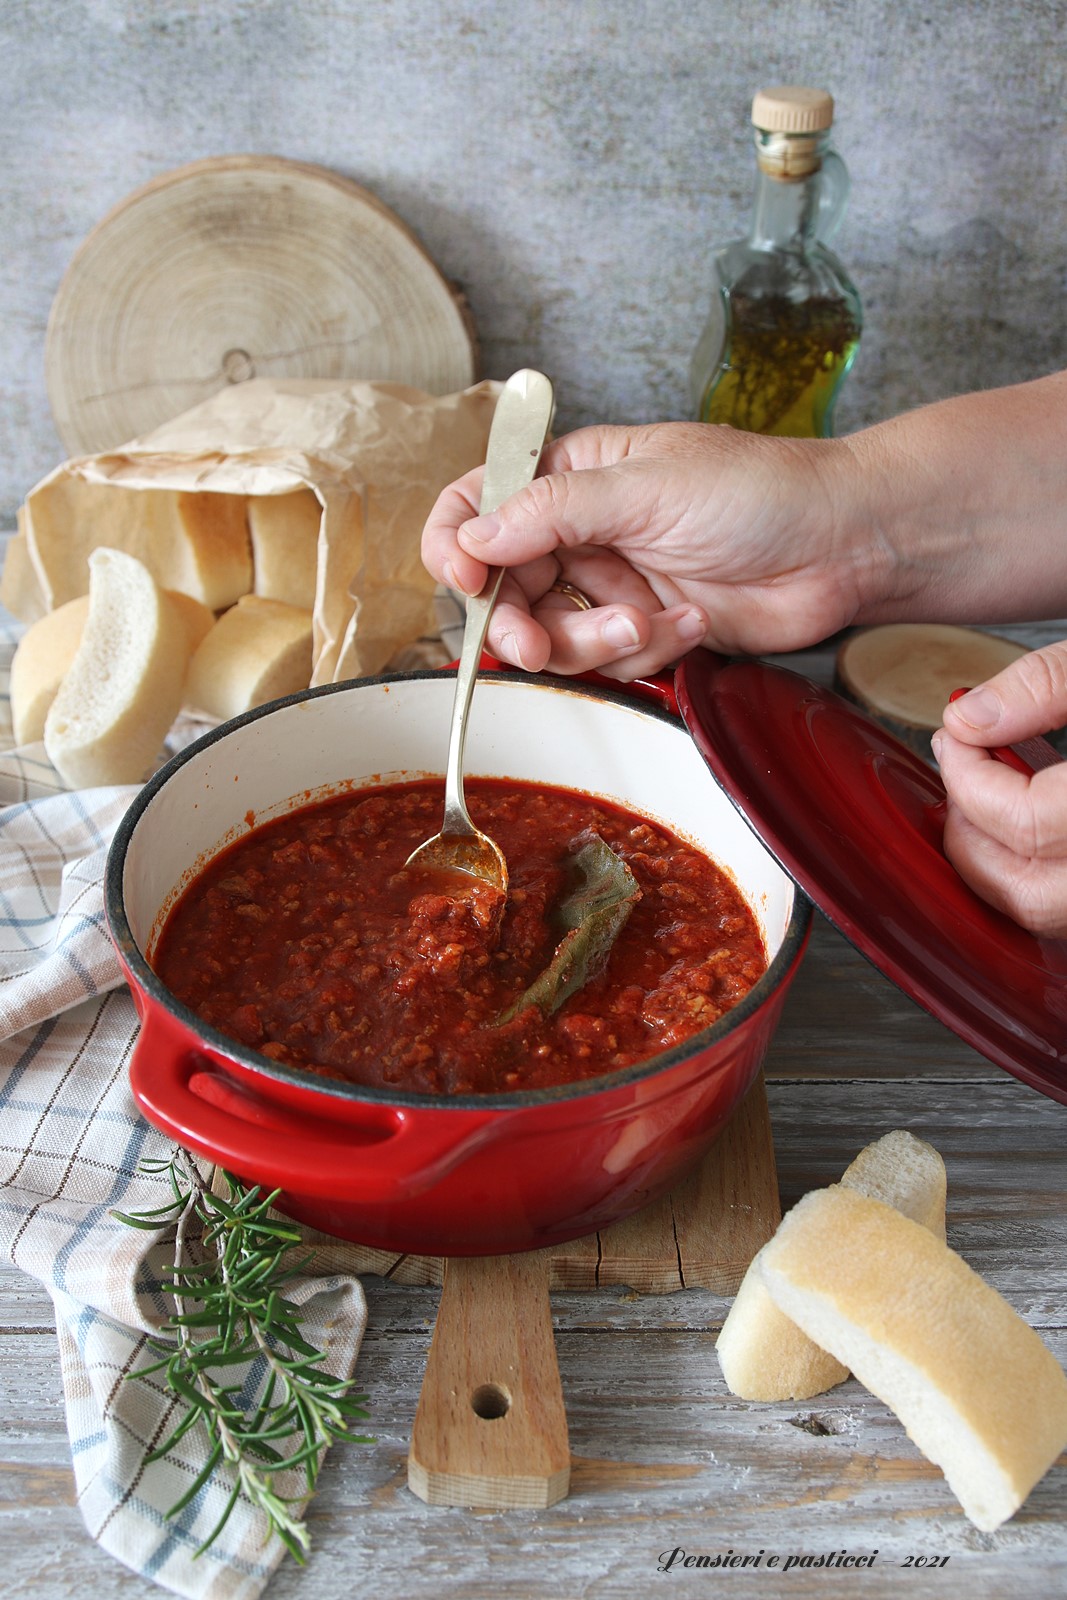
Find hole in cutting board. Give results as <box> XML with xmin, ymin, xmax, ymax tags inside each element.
<box><xmin>471</xmin><ymin>1383</ymin><xmax>511</xmax><ymax>1420</ymax></box>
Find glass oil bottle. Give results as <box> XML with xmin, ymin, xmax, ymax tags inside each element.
<box><xmin>690</xmin><ymin>85</ymin><xmax>862</xmax><ymax>438</ymax></box>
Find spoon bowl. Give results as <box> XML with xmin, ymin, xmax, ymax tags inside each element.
<box><xmin>404</xmin><ymin>709</ymin><xmax>510</xmax><ymax>893</ymax></box>
<box><xmin>405</xmin><ymin>369</ymin><xmax>554</xmax><ymax>893</ymax></box>
<box><xmin>403</xmin><ymin>561</ymin><xmax>511</xmax><ymax>895</ymax></box>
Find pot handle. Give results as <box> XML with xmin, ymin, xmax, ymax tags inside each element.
<box><xmin>128</xmin><ymin>1021</ymin><xmax>497</xmax><ymax>1202</ymax></box>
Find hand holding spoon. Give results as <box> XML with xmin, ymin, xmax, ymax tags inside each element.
<box><xmin>405</xmin><ymin>369</ymin><xmax>555</xmax><ymax>894</ymax></box>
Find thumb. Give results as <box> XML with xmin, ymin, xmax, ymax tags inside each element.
<box><xmin>943</xmin><ymin>640</ymin><xmax>1067</xmax><ymax>745</ymax></box>
<box><xmin>457</xmin><ymin>460</ymin><xmax>658</xmax><ymax>568</ymax></box>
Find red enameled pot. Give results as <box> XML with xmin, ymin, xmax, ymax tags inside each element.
<box><xmin>105</xmin><ymin>668</ymin><xmax>810</xmax><ymax>1256</ymax></box>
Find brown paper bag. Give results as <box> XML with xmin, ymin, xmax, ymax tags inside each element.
<box><xmin>3</xmin><ymin>377</ymin><xmax>498</xmax><ymax>683</ymax></box>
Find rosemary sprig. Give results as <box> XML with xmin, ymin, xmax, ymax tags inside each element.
<box><xmin>113</xmin><ymin>1151</ymin><xmax>370</xmax><ymax>1562</ymax></box>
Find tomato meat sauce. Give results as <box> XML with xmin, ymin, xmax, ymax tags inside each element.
<box><xmin>153</xmin><ymin>779</ymin><xmax>768</xmax><ymax>1095</ymax></box>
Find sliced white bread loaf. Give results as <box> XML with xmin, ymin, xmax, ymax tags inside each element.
<box><xmin>10</xmin><ymin>595</ymin><xmax>89</xmax><ymax>745</ymax></box>
<box><xmin>184</xmin><ymin>595</ymin><xmax>313</xmax><ymax>721</ymax></box>
<box><xmin>165</xmin><ymin>590</ymin><xmax>217</xmax><ymax>656</ymax></box>
<box><xmin>44</xmin><ymin>548</ymin><xmax>198</xmax><ymax>788</ymax></box>
<box><xmin>11</xmin><ymin>588</ymin><xmax>213</xmax><ymax>748</ymax></box>
<box><xmin>20</xmin><ymin>480</ymin><xmax>251</xmax><ymax>612</ymax></box>
<box><xmin>248</xmin><ymin>490</ymin><xmax>321</xmax><ymax>613</ymax></box>
<box><xmin>717</xmin><ymin>1263</ymin><xmax>849</xmax><ymax>1403</ymax></box>
<box><xmin>717</xmin><ymin>1130</ymin><xmax>946</xmax><ymax>1402</ymax></box>
<box><xmin>842</xmin><ymin>1127</ymin><xmax>947</xmax><ymax>1240</ymax></box>
<box><xmin>759</xmin><ymin>1185</ymin><xmax>1067</xmax><ymax>1531</ymax></box>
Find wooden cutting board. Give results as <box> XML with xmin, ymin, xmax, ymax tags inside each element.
<box><xmin>316</xmin><ymin>1073</ymin><xmax>780</xmax><ymax>1509</ymax></box>
<box><xmin>46</xmin><ymin>155</ymin><xmax>479</xmax><ymax>455</ymax></box>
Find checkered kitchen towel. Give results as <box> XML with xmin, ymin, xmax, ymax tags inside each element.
<box><xmin>0</xmin><ymin>612</ymin><xmax>369</xmax><ymax>1600</ymax></box>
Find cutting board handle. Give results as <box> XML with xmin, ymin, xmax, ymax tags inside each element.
<box><xmin>408</xmin><ymin>1251</ymin><xmax>570</xmax><ymax>1509</ymax></box>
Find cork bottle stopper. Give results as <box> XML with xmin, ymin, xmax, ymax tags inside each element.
<box><xmin>751</xmin><ymin>86</ymin><xmax>834</xmax><ymax>134</ymax></box>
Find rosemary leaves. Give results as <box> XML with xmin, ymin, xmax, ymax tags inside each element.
<box><xmin>113</xmin><ymin>1152</ymin><xmax>369</xmax><ymax>1562</ymax></box>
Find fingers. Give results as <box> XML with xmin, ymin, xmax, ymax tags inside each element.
<box><xmin>422</xmin><ymin>427</ymin><xmax>649</xmax><ymax>599</ymax></box>
<box><xmin>485</xmin><ymin>599</ymin><xmax>708</xmax><ymax>680</ymax></box>
<box><xmin>484</xmin><ymin>599</ymin><xmax>552</xmax><ymax>673</ymax></box>
<box><xmin>934</xmin><ymin>726</ymin><xmax>1067</xmax><ymax>935</ymax></box>
<box><xmin>933</xmin><ymin>729</ymin><xmax>1067</xmax><ymax>857</ymax></box>
<box><xmin>539</xmin><ymin>601</ymin><xmax>708</xmax><ymax>680</ymax></box>
<box><xmin>456</xmin><ymin>470</ymin><xmax>619</xmax><ymax>570</ymax></box>
<box><xmin>535</xmin><ymin>423</ymin><xmax>648</xmax><ymax>475</ymax></box>
<box><xmin>457</xmin><ymin>448</ymin><xmax>668</xmax><ymax>573</ymax></box>
<box><xmin>935</xmin><ymin>638</ymin><xmax>1067</xmax><ymax>934</ymax></box>
<box><xmin>422</xmin><ymin>467</ymin><xmax>490</xmax><ymax>597</ymax></box>
<box><xmin>943</xmin><ymin>640</ymin><xmax>1067</xmax><ymax>745</ymax></box>
<box><xmin>942</xmin><ymin>801</ymin><xmax>1067</xmax><ymax>938</ymax></box>
<box><xmin>556</xmin><ymin>546</ymin><xmax>670</xmax><ymax>612</ymax></box>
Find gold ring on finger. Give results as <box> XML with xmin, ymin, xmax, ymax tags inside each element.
<box><xmin>548</xmin><ymin>579</ymin><xmax>594</xmax><ymax>611</ymax></box>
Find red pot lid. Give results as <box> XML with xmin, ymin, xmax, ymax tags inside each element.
<box><xmin>675</xmin><ymin>649</ymin><xmax>1067</xmax><ymax>1105</ymax></box>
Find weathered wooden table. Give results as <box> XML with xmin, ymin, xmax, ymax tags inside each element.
<box><xmin>2</xmin><ymin>637</ymin><xmax>1065</xmax><ymax>1599</ymax></box>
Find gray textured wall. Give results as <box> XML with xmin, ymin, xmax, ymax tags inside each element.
<box><xmin>1</xmin><ymin>0</ymin><xmax>1065</xmax><ymax>522</ymax></box>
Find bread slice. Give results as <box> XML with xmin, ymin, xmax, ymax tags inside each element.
<box><xmin>717</xmin><ymin>1264</ymin><xmax>851</xmax><ymax>1404</ymax></box>
<box><xmin>249</xmin><ymin>490</ymin><xmax>321</xmax><ymax>612</ymax></box>
<box><xmin>759</xmin><ymin>1186</ymin><xmax>1067</xmax><ymax>1531</ymax></box>
<box><xmin>23</xmin><ymin>479</ymin><xmax>252</xmax><ymax>611</ymax></box>
<box><xmin>11</xmin><ymin>588</ymin><xmax>213</xmax><ymax>748</ymax></box>
<box><xmin>166</xmin><ymin>590</ymin><xmax>217</xmax><ymax>656</ymax></box>
<box><xmin>842</xmin><ymin>1127</ymin><xmax>947</xmax><ymax>1240</ymax></box>
<box><xmin>716</xmin><ymin>1130</ymin><xmax>946</xmax><ymax>1402</ymax></box>
<box><xmin>184</xmin><ymin>595</ymin><xmax>313</xmax><ymax>721</ymax></box>
<box><xmin>43</xmin><ymin>548</ymin><xmax>195</xmax><ymax>787</ymax></box>
<box><xmin>10</xmin><ymin>595</ymin><xmax>90</xmax><ymax>745</ymax></box>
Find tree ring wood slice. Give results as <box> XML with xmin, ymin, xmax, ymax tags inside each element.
<box><xmin>45</xmin><ymin>154</ymin><xmax>479</xmax><ymax>456</ymax></box>
<box><xmin>834</xmin><ymin>624</ymin><xmax>1030</xmax><ymax>761</ymax></box>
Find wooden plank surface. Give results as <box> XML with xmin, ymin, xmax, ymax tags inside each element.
<box><xmin>2</xmin><ymin>624</ymin><xmax>1067</xmax><ymax>1595</ymax></box>
<box><xmin>0</xmin><ymin>914</ymin><xmax>1065</xmax><ymax>1598</ymax></box>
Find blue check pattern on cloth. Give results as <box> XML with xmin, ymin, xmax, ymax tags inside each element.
<box><xmin>0</xmin><ymin>613</ymin><xmax>368</xmax><ymax>1600</ymax></box>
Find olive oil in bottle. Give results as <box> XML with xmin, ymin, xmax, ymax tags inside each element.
<box><xmin>690</xmin><ymin>86</ymin><xmax>862</xmax><ymax>439</ymax></box>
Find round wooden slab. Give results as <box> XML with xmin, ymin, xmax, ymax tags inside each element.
<box><xmin>45</xmin><ymin>155</ymin><xmax>479</xmax><ymax>455</ymax></box>
<box><xmin>835</xmin><ymin>623</ymin><xmax>1028</xmax><ymax>759</ymax></box>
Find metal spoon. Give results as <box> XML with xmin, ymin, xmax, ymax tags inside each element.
<box><xmin>405</xmin><ymin>368</ymin><xmax>555</xmax><ymax>893</ymax></box>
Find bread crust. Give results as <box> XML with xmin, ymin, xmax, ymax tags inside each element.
<box><xmin>43</xmin><ymin>549</ymin><xmax>194</xmax><ymax>787</ymax></box>
<box><xmin>716</xmin><ymin>1130</ymin><xmax>946</xmax><ymax>1402</ymax></box>
<box><xmin>10</xmin><ymin>595</ymin><xmax>90</xmax><ymax>745</ymax></box>
<box><xmin>184</xmin><ymin>595</ymin><xmax>313</xmax><ymax>721</ymax></box>
<box><xmin>249</xmin><ymin>490</ymin><xmax>321</xmax><ymax>613</ymax></box>
<box><xmin>760</xmin><ymin>1186</ymin><xmax>1067</xmax><ymax>1530</ymax></box>
<box><xmin>22</xmin><ymin>482</ymin><xmax>252</xmax><ymax>611</ymax></box>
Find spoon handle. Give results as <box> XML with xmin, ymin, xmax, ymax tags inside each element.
<box><xmin>441</xmin><ymin>574</ymin><xmax>503</xmax><ymax>832</ymax></box>
<box><xmin>441</xmin><ymin>371</ymin><xmax>555</xmax><ymax>834</ymax></box>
